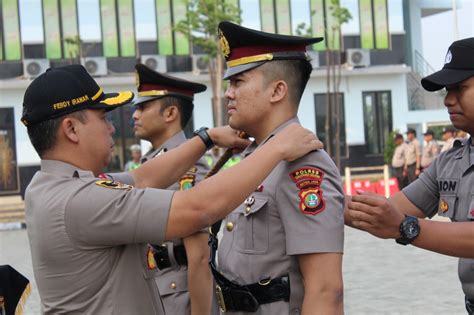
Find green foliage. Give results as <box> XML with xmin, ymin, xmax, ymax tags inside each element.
<box><xmin>174</xmin><ymin>0</ymin><xmax>241</xmax><ymax>58</ymax></box>
<box><xmin>329</xmin><ymin>0</ymin><xmax>352</xmax><ymax>26</ymax></box>
<box><xmin>384</xmin><ymin>130</ymin><xmax>399</xmax><ymax>165</ymax></box>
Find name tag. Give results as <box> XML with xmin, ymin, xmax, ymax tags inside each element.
<box><xmin>437</xmin><ymin>179</ymin><xmax>459</xmax><ymax>194</ymax></box>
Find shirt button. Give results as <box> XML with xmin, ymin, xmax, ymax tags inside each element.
<box><xmin>170</xmin><ymin>282</ymin><xmax>177</xmax><ymax>289</ymax></box>
<box><xmin>226</xmin><ymin>222</ymin><xmax>234</xmax><ymax>232</ymax></box>
<box><xmin>245</xmin><ymin>207</ymin><xmax>251</xmax><ymax>214</ymax></box>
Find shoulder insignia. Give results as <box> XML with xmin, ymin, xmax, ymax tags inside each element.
<box><xmin>290</xmin><ymin>167</ymin><xmax>325</xmax><ymax>215</ymax></box>
<box><xmin>95</xmin><ymin>180</ymin><xmax>133</xmax><ymax>190</ymax></box>
<box><xmin>179</xmin><ymin>174</ymin><xmax>195</xmax><ymax>191</ymax></box>
<box><xmin>147</xmin><ymin>246</ymin><xmax>157</xmax><ymax>270</ymax></box>
<box><xmin>187</xmin><ymin>166</ymin><xmax>197</xmax><ymax>174</ymax></box>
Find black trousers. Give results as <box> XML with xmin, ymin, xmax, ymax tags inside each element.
<box><xmin>406</xmin><ymin>163</ymin><xmax>417</xmax><ymax>184</ymax></box>
<box><xmin>391</xmin><ymin>166</ymin><xmax>407</xmax><ymax>190</ymax></box>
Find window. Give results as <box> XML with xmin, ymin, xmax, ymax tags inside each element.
<box><xmin>0</xmin><ymin>108</ymin><xmax>19</xmax><ymax>194</ymax></box>
<box><xmin>362</xmin><ymin>91</ymin><xmax>392</xmax><ymax>155</ymax></box>
<box><xmin>314</xmin><ymin>93</ymin><xmax>347</xmax><ymax>158</ymax></box>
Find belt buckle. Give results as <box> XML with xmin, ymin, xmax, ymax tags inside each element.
<box><xmin>215</xmin><ymin>285</ymin><xmax>227</xmax><ymax>313</ymax></box>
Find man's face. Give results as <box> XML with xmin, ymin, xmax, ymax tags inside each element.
<box><xmin>132</xmin><ymin>99</ymin><xmax>167</xmax><ymax>141</ymax></box>
<box><xmin>424</xmin><ymin>134</ymin><xmax>433</xmax><ymax>142</ymax></box>
<box><xmin>81</xmin><ymin>109</ymin><xmax>116</xmax><ymax>169</ymax></box>
<box><xmin>444</xmin><ymin>76</ymin><xmax>474</xmax><ymax>134</ymax></box>
<box><xmin>224</xmin><ymin>67</ymin><xmax>273</xmax><ymax>132</ymax></box>
<box><xmin>407</xmin><ymin>132</ymin><xmax>415</xmax><ymax>141</ymax></box>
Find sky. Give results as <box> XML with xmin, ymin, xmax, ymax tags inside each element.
<box><xmin>16</xmin><ymin>0</ymin><xmax>473</xmax><ymax>70</ymax></box>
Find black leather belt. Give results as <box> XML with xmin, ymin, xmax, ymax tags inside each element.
<box><xmin>208</xmin><ymin>226</ymin><xmax>290</xmax><ymax>313</ymax></box>
<box><xmin>152</xmin><ymin>244</ymin><xmax>187</xmax><ymax>270</ymax></box>
<box><xmin>466</xmin><ymin>296</ymin><xmax>474</xmax><ymax>315</ymax></box>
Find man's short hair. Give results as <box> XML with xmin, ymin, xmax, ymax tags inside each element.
<box><xmin>27</xmin><ymin>110</ymin><xmax>87</xmax><ymax>157</ymax></box>
<box><xmin>260</xmin><ymin>59</ymin><xmax>313</xmax><ymax>106</ymax></box>
<box><xmin>394</xmin><ymin>133</ymin><xmax>403</xmax><ymax>141</ymax></box>
<box><xmin>159</xmin><ymin>96</ymin><xmax>194</xmax><ymax>129</ymax></box>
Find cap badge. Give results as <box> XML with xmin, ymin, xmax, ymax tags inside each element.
<box><xmin>445</xmin><ymin>50</ymin><xmax>452</xmax><ymax>64</ymax></box>
<box><xmin>219</xmin><ymin>30</ymin><xmax>230</xmax><ymax>58</ymax></box>
<box><xmin>135</xmin><ymin>71</ymin><xmax>140</xmax><ymax>89</ymax></box>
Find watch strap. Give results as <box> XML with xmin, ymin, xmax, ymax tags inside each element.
<box><xmin>194</xmin><ymin>127</ymin><xmax>214</xmax><ymax>150</ymax></box>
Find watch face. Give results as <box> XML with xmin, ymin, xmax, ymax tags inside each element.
<box><xmin>405</xmin><ymin>221</ymin><xmax>420</xmax><ymax>239</ymax></box>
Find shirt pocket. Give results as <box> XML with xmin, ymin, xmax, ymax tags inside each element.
<box><xmin>467</xmin><ymin>195</ymin><xmax>474</xmax><ymax>220</ymax></box>
<box><xmin>437</xmin><ymin>194</ymin><xmax>456</xmax><ymax>219</ymax></box>
<box><xmin>233</xmin><ymin>196</ymin><xmax>269</xmax><ymax>255</ymax></box>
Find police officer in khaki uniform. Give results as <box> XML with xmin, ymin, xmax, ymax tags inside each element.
<box><xmin>21</xmin><ymin>65</ymin><xmax>321</xmax><ymax>314</ymax></box>
<box><xmin>391</xmin><ymin>133</ymin><xmax>407</xmax><ymax>190</ymax></box>
<box><xmin>346</xmin><ymin>37</ymin><xmax>474</xmax><ymax>314</ymax></box>
<box><xmin>132</xmin><ymin>64</ymin><xmax>212</xmax><ymax>314</ymax></box>
<box><xmin>420</xmin><ymin>129</ymin><xmax>439</xmax><ymax>170</ymax></box>
<box><xmin>441</xmin><ymin>126</ymin><xmax>456</xmax><ymax>152</ymax></box>
<box><xmin>403</xmin><ymin>128</ymin><xmax>421</xmax><ymax>183</ymax></box>
<box><xmin>210</xmin><ymin>22</ymin><xmax>344</xmax><ymax>314</ymax></box>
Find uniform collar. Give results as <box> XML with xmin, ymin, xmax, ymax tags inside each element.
<box><xmin>40</xmin><ymin>160</ymin><xmax>94</xmax><ymax>178</ymax></box>
<box><xmin>453</xmin><ymin>137</ymin><xmax>470</xmax><ymax>160</ymax></box>
<box><xmin>242</xmin><ymin>117</ymin><xmax>300</xmax><ymax>157</ymax></box>
<box><xmin>142</xmin><ymin>131</ymin><xmax>187</xmax><ymax>162</ymax></box>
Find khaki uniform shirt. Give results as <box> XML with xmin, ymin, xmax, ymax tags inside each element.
<box><xmin>391</xmin><ymin>143</ymin><xmax>407</xmax><ymax>168</ymax></box>
<box><xmin>441</xmin><ymin>137</ymin><xmax>455</xmax><ymax>153</ymax></box>
<box><xmin>218</xmin><ymin>118</ymin><xmax>345</xmax><ymax>314</ymax></box>
<box><xmin>403</xmin><ymin>138</ymin><xmax>474</xmax><ymax>299</ymax></box>
<box><xmin>24</xmin><ymin>160</ymin><xmax>173</xmax><ymax>314</ymax></box>
<box><xmin>421</xmin><ymin>140</ymin><xmax>439</xmax><ymax>168</ymax></box>
<box><xmin>141</xmin><ymin>131</ymin><xmax>209</xmax><ymax>314</ymax></box>
<box><xmin>404</xmin><ymin>138</ymin><xmax>421</xmax><ymax>166</ymax></box>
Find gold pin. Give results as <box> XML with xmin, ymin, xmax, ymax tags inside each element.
<box><xmin>226</xmin><ymin>222</ymin><xmax>234</xmax><ymax>232</ymax></box>
<box><xmin>244</xmin><ymin>196</ymin><xmax>255</xmax><ymax>214</ymax></box>
<box><xmin>170</xmin><ymin>282</ymin><xmax>177</xmax><ymax>289</ymax></box>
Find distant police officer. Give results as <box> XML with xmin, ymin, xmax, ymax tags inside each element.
<box><xmin>346</xmin><ymin>37</ymin><xmax>474</xmax><ymax>314</ymax></box>
<box><xmin>210</xmin><ymin>22</ymin><xmax>344</xmax><ymax>314</ymax></box>
<box><xmin>441</xmin><ymin>126</ymin><xmax>456</xmax><ymax>152</ymax></box>
<box><xmin>391</xmin><ymin>133</ymin><xmax>407</xmax><ymax>190</ymax></box>
<box><xmin>132</xmin><ymin>64</ymin><xmax>212</xmax><ymax>314</ymax></box>
<box><xmin>420</xmin><ymin>129</ymin><xmax>439</xmax><ymax>171</ymax></box>
<box><xmin>21</xmin><ymin>64</ymin><xmax>320</xmax><ymax>314</ymax></box>
<box><xmin>403</xmin><ymin>128</ymin><xmax>421</xmax><ymax>183</ymax></box>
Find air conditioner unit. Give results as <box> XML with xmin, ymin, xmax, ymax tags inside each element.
<box><xmin>306</xmin><ymin>51</ymin><xmax>319</xmax><ymax>69</ymax></box>
<box><xmin>140</xmin><ymin>55</ymin><xmax>167</xmax><ymax>73</ymax></box>
<box><xmin>23</xmin><ymin>59</ymin><xmax>50</xmax><ymax>79</ymax></box>
<box><xmin>192</xmin><ymin>54</ymin><xmax>209</xmax><ymax>74</ymax></box>
<box><xmin>81</xmin><ymin>57</ymin><xmax>108</xmax><ymax>76</ymax></box>
<box><xmin>346</xmin><ymin>49</ymin><xmax>370</xmax><ymax>68</ymax></box>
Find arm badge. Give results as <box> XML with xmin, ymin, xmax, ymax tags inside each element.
<box><xmin>179</xmin><ymin>174</ymin><xmax>195</xmax><ymax>191</ymax></box>
<box><xmin>290</xmin><ymin>167</ymin><xmax>326</xmax><ymax>215</ymax></box>
<box><xmin>95</xmin><ymin>180</ymin><xmax>133</xmax><ymax>190</ymax></box>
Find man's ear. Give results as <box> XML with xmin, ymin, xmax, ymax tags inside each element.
<box><xmin>61</xmin><ymin>117</ymin><xmax>80</xmax><ymax>143</ymax></box>
<box><xmin>164</xmin><ymin>105</ymin><xmax>179</xmax><ymax>123</ymax></box>
<box><xmin>270</xmin><ymin>80</ymin><xmax>288</xmax><ymax>103</ymax></box>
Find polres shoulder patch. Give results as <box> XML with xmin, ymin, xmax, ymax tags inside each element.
<box><xmin>179</xmin><ymin>174</ymin><xmax>195</xmax><ymax>191</ymax></box>
<box><xmin>95</xmin><ymin>180</ymin><xmax>133</xmax><ymax>190</ymax></box>
<box><xmin>290</xmin><ymin>167</ymin><xmax>325</xmax><ymax>215</ymax></box>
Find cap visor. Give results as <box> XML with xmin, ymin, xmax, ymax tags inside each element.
<box><xmin>223</xmin><ymin>61</ymin><xmax>266</xmax><ymax>80</ymax></box>
<box><xmin>93</xmin><ymin>91</ymin><xmax>134</xmax><ymax>111</ymax></box>
<box><xmin>132</xmin><ymin>95</ymin><xmax>162</xmax><ymax>106</ymax></box>
<box><xmin>421</xmin><ymin>68</ymin><xmax>474</xmax><ymax>91</ymax></box>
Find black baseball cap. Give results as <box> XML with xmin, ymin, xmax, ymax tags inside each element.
<box><xmin>423</xmin><ymin>129</ymin><xmax>434</xmax><ymax>136</ymax></box>
<box><xmin>21</xmin><ymin>65</ymin><xmax>134</xmax><ymax>126</ymax></box>
<box><xmin>421</xmin><ymin>37</ymin><xmax>474</xmax><ymax>91</ymax></box>
<box><xmin>442</xmin><ymin>126</ymin><xmax>456</xmax><ymax>134</ymax></box>
<box><xmin>0</xmin><ymin>265</ymin><xmax>30</xmax><ymax>315</ymax></box>
<box><xmin>133</xmin><ymin>63</ymin><xmax>206</xmax><ymax>106</ymax></box>
<box><xmin>218</xmin><ymin>21</ymin><xmax>323</xmax><ymax>79</ymax></box>
<box><xmin>406</xmin><ymin>128</ymin><xmax>416</xmax><ymax>135</ymax></box>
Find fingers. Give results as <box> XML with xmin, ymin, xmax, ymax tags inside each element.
<box><xmin>351</xmin><ymin>193</ymin><xmax>387</xmax><ymax>207</ymax></box>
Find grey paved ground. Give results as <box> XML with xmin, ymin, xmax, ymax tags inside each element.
<box><xmin>0</xmin><ymin>227</ymin><xmax>466</xmax><ymax>314</ymax></box>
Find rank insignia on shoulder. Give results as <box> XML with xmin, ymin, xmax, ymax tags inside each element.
<box><xmin>147</xmin><ymin>246</ymin><xmax>157</xmax><ymax>270</ymax></box>
<box><xmin>95</xmin><ymin>180</ymin><xmax>133</xmax><ymax>190</ymax></box>
<box><xmin>188</xmin><ymin>167</ymin><xmax>198</xmax><ymax>174</ymax></box>
<box><xmin>439</xmin><ymin>199</ymin><xmax>449</xmax><ymax>213</ymax></box>
<box><xmin>179</xmin><ymin>174</ymin><xmax>195</xmax><ymax>191</ymax></box>
<box><xmin>290</xmin><ymin>167</ymin><xmax>325</xmax><ymax>215</ymax></box>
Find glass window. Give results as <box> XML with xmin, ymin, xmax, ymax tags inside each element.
<box><xmin>314</xmin><ymin>93</ymin><xmax>347</xmax><ymax>158</ymax></box>
<box><xmin>363</xmin><ymin>91</ymin><xmax>392</xmax><ymax>154</ymax></box>
<box><xmin>291</xmin><ymin>0</ymin><xmax>311</xmax><ymax>35</ymax></box>
<box><xmin>19</xmin><ymin>0</ymin><xmax>44</xmax><ymax>43</ymax></box>
<box><xmin>134</xmin><ymin>0</ymin><xmax>157</xmax><ymax>40</ymax></box>
<box><xmin>78</xmin><ymin>0</ymin><xmax>102</xmax><ymax>41</ymax></box>
<box><xmin>240</xmin><ymin>0</ymin><xmax>261</xmax><ymax>30</ymax></box>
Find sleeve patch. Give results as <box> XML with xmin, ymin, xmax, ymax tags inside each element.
<box><xmin>289</xmin><ymin>167</ymin><xmax>325</xmax><ymax>215</ymax></box>
<box><xmin>95</xmin><ymin>180</ymin><xmax>134</xmax><ymax>190</ymax></box>
<box><xmin>179</xmin><ymin>174</ymin><xmax>195</xmax><ymax>191</ymax></box>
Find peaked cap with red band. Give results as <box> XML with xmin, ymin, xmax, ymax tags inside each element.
<box><xmin>133</xmin><ymin>63</ymin><xmax>207</xmax><ymax>106</ymax></box>
<box><xmin>218</xmin><ymin>21</ymin><xmax>323</xmax><ymax>79</ymax></box>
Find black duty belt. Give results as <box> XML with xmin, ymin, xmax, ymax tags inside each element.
<box><xmin>208</xmin><ymin>223</ymin><xmax>290</xmax><ymax>313</ymax></box>
<box><xmin>152</xmin><ymin>244</ymin><xmax>187</xmax><ymax>270</ymax></box>
<box><xmin>466</xmin><ymin>296</ymin><xmax>474</xmax><ymax>315</ymax></box>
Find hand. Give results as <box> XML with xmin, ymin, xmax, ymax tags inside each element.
<box><xmin>269</xmin><ymin>123</ymin><xmax>323</xmax><ymax>162</ymax></box>
<box><xmin>346</xmin><ymin>190</ymin><xmax>405</xmax><ymax>239</ymax></box>
<box><xmin>207</xmin><ymin>126</ymin><xmax>250</xmax><ymax>149</ymax></box>
<box><xmin>402</xmin><ymin>168</ymin><xmax>408</xmax><ymax>177</ymax></box>
<box><xmin>415</xmin><ymin>169</ymin><xmax>421</xmax><ymax>176</ymax></box>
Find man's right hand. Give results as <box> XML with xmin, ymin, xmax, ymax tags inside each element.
<box><xmin>270</xmin><ymin>123</ymin><xmax>323</xmax><ymax>161</ymax></box>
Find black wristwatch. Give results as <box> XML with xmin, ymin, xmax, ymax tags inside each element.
<box><xmin>193</xmin><ymin>127</ymin><xmax>214</xmax><ymax>150</ymax></box>
<box><xmin>396</xmin><ymin>215</ymin><xmax>420</xmax><ymax>245</ymax></box>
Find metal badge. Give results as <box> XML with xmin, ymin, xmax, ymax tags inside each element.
<box><xmin>244</xmin><ymin>196</ymin><xmax>255</xmax><ymax>213</ymax></box>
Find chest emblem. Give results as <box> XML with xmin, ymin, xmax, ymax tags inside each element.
<box><xmin>439</xmin><ymin>199</ymin><xmax>449</xmax><ymax>213</ymax></box>
<box><xmin>290</xmin><ymin>167</ymin><xmax>326</xmax><ymax>215</ymax></box>
<box><xmin>147</xmin><ymin>246</ymin><xmax>157</xmax><ymax>270</ymax></box>
<box><xmin>179</xmin><ymin>174</ymin><xmax>195</xmax><ymax>191</ymax></box>
<box><xmin>95</xmin><ymin>180</ymin><xmax>133</xmax><ymax>190</ymax></box>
